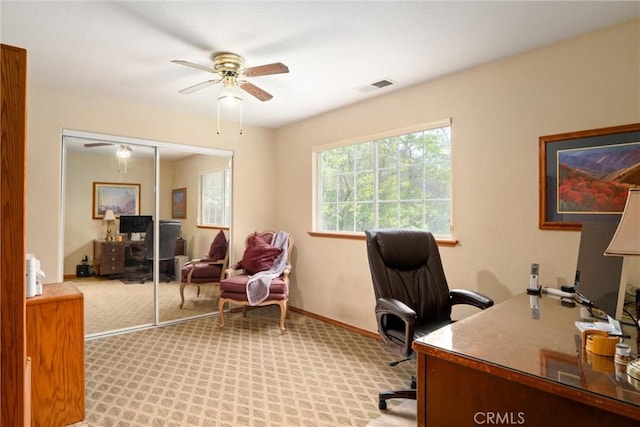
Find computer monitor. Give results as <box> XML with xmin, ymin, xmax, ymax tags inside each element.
<box><xmin>575</xmin><ymin>222</ymin><xmax>625</xmax><ymax>320</ymax></box>
<box><xmin>118</xmin><ymin>215</ymin><xmax>152</xmax><ymax>236</ymax></box>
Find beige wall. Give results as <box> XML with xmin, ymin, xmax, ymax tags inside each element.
<box><xmin>275</xmin><ymin>19</ymin><xmax>640</xmax><ymax>331</ymax></box>
<box><xmin>26</xmin><ymin>19</ymin><xmax>640</xmax><ymax>334</ymax></box>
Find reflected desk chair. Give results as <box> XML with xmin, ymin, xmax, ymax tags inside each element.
<box><xmin>141</xmin><ymin>220</ymin><xmax>182</xmax><ymax>283</ymax></box>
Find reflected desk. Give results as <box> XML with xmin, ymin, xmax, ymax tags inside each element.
<box><xmin>413</xmin><ymin>292</ymin><xmax>640</xmax><ymax>426</ymax></box>
<box><xmin>94</xmin><ymin>239</ymin><xmax>147</xmax><ymax>276</ymax></box>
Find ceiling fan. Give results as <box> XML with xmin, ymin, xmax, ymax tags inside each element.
<box><xmin>171</xmin><ymin>52</ymin><xmax>289</xmax><ymax>101</ymax></box>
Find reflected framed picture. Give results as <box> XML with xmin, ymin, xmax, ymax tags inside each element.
<box><xmin>172</xmin><ymin>187</ymin><xmax>187</xmax><ymax>219</ymax></box>
<box><xmin>540</xmin><ymin>350</ymin><xmax>583</xmax><ymax>387</ymax></box>
<box><xmin>539</xmin><ymin>123</ymin><xmax>640</xmax><ymax>230</ymax></box>
<box><xmin>93</xmin><ymin>182</ymin><xmax>140</xmax><ymax>219</ymax></box>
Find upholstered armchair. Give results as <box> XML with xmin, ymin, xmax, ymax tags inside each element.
<box><xmin>218</xmin><ymin>230</ymin><xmax>293</xmax><ymax>334</ymax></box>
<box><xmin>365</xmin><ymin>229</ymin><xmax>493</xmax><ymax>410</ymax></box>
<box><xmin>179</xmin><ymin>230</ymin><xmax>228</xmax><ymax>309</ymax></box>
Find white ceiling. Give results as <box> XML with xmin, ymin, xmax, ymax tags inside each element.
<box><xmin>1</xmin><ymin>1</ymin><xmax>638</xmax><ymax>129</ymax></box>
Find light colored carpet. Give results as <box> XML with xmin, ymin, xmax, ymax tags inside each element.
<box><xmin>366</xmin><ymin>400</ymin><xmax>416</xmax><ymax>427</ymax></box>
<box><xmin>74</xmin><ymin>277</ymin><xmax>220</xmax><ymax>335</ymax></box>
<box><xmin>72</xmin><ymin>306</ymin><xmax>417</xmax><ymax>426</ymax></box>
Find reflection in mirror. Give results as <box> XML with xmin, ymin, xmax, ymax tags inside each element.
<box><xmin>158</xmin><ymin>147</ymin><xmax>232</xmax><ymax>324</ymax></box>
<box><xmin>62</xmin><ymin>132</ymin><xmax>232</xmax><ymax>337</ymax></box>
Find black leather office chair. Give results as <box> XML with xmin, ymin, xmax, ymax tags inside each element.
<box><xmin>141</xmin><ymin>220</ymin><xmax>181</xmax><ymax>283</ymax></box>
<box><xmin>365</xmin><ymin>229</ymin><xmax>494</xmax><ymax>410</ymax></box>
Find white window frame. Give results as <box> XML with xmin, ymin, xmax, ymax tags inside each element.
<box><xmin>199</xmin><ymin>169</ymin><xmax>231</xmax><ymax>227</ymax></box>
<box><xmin>313</xmin><ymin>119</ymin><xmax>452</xmax><ymax>238</ymax></box>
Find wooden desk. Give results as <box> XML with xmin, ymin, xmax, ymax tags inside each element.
<box><xmin>413</xmin><ymin>293</ymin><xmax>640</xmax><ymax>426</ymax></box>
<box><xmin>26</xmin><ymin>282</ymin><xmax>84</xmax><ymax>426</ymax></box>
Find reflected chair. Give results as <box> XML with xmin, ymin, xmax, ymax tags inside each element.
<box><xmin>179</xmin><ymin>230</ymin><xmax>229</xmax><ymax>309</ymax></box>
<box><xmin>365</xmin><ymin>229</ymin><xmax>493</xmax><ymax>410</ymax></box>
<box><xmin>141</xmin><ymin>220</ymin><xmax>182</xmax><ymax>283</ymax></box>
<box><xmin>218</xmin><ymin>230</ymin><xmax>293</xmax><ymax>334</ymax></box>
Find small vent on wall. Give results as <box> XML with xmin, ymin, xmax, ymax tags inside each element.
<box><xmin>356</xmin><ymin>78</ymin><xmax>397</xmax><ymax>93</ymax></box>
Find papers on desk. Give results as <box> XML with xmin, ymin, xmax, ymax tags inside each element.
<box><xmin>575</xmin><ymin>315</ymin><xmax>622</xmax><ymax>336</ymax></box>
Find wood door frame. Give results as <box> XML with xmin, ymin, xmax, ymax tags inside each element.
<box><xmin>1</xmin><ymin>43</ymin><xmax>28</xmax><ymax>427</ymax></box>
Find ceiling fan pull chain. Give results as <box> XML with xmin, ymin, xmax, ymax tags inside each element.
<box><xmin>239</xmin><ymin>103</ymin><xmax>243</xmax><ymax>135</ymax></box>
<box><xmin>217</xmin><ymin>103</ymin><xmax>221</xmax><ymax>135</ymax></box>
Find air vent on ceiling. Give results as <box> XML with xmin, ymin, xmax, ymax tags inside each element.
<box><xmin>356</xmin><ymin>78</ymin><xmax>397</xmax><ymax>93</ymax></box>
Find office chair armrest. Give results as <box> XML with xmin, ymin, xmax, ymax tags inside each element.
<box><xmin>450</xmin><ymin>289</ymin><xmax>494</xmax><ymax>310</ymax></box>
<box><xmin>375</xmin><ymin>297</ymin><xmax>417</xmax><ymax>357</ymax></box>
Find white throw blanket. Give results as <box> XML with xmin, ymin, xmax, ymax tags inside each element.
<box><xmin>246</xmin><ymin>231</ymin><xmax>290</xmax><ymax>306</ymax></box>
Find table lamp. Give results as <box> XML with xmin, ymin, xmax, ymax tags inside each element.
<box><xmin>604</xmin><ymin>188</ymin><xmax>640</xmax><ymax>383</ymax></box>
<box><xmin>103</xmin><ymin>209</ymin><xmax>116</xmax><ymax>241</ymax></box>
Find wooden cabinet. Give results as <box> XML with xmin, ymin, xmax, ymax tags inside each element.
<box><xmin>26</xmin><ymin>282</ymin><xmax>85</xmax><ymax>426</ymax></box>
<box><xmin>94</xmin><ymin>239</ymin><xmax>125</xmax><ymax>275</ymax></box>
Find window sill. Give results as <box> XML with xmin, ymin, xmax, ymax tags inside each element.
<box><xmin>196</xmin><ymin>225</ymin><xmax>230</xmax><ymax>230</ymax></box>
<box><xmin>307</xmin><ymin>231</ymin><xmax>458</xmax><ymax>247</ymax></box>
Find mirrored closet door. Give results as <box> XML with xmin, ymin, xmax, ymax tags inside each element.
<box><xmin>62</xmin><ymin>131</ymin><xmax>232</xmax><ymax>337</ymax></box>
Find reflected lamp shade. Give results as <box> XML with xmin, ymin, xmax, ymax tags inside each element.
<box><xmin>605</xmin><ymin>188</ymin><xmax>640</xmax><ymax>256</ymax></box>
<box><xmin>103</xmin><ymin>209</ymin><xmax>116</xmax><ymax>241</ymax></box>
<box><xmin>103</xmin><ymin>209</ymin><xmax>116</xmax><ymax>222</ymax></box>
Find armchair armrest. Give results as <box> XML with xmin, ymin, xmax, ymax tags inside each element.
<box><xmin>189</xmin><ymin>258</ymin><xmax>225</xmax><ymax>265</ymax></box>
<box><xmin>224</xmin><ymin>264</ymin><xmax>246</xmax><ymax>278</ymax></box>
<box><xmin>375</xmin><ymin>297</ymin><xmax>417</xmax><ymax>357</ymax></box>
<box><xmin>184</xmin><ymin>258</ymin><xmax>226</xmax><ymax>283</ymax></box>
<box><xmin>449</xmin><ymin>289</ymin><xmax>494</xmax><ymax>310</ymax></box>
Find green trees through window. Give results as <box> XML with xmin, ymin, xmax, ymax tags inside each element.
<box><xmin>318</xmin><ymin>124</ymin><xmax>451</xmax><ymax>236</ymax></box>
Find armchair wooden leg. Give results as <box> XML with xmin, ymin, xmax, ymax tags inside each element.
<box><xmin>218</xmin><ymin>299</ymin><xmax>226</xmax><ymax>330</ymax></box>
<box><xmin>179</xmin><ymin>283</ymin><xmax>186</xmax><ymax>309</ymax></box>
<box><xmin>277</xmin><ymin>300</ymin><xmax>287</xmax><ymax>334</ymax></box>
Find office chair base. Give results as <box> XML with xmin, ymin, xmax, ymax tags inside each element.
<box><xmin>378</xmin><ymin>389</ymin><xmax>416</xmax><ymax>410</ymax></box>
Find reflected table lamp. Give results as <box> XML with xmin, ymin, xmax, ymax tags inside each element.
<box><xmin>604</xmin><ymin>188</ymin><xmax>640</xmax><ymax>383</ymax></box>
<box><xmin>103</xmin><ymin>209</ymin><xmax>116</xmax><ymax>241</ymax></box>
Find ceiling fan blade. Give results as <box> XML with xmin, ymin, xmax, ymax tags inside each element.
<box><xmin>171</xmin><ymin>60</ymin><xmax>216</xmax><ymax>74</ymax></box>
<box><xmin>242</xmin><ymin>62</ymin><xmax>289</xmax><ymax>77</ymax></box>
<box><xmin>84</xmin><ymin>143</ymin><xmax>112</xmax><ymax>148</ymax></box>
<box><xmin>240</xmin><ymin>81</ymin><xmax>273</xmax><ymax>101</ymax></box>
<box><xmin>178</xmin><ymin>79</ymin><xmax>222</xmax><ymax>94</ymax></box>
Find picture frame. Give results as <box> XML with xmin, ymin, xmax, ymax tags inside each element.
<box><xmin>539</xmin><ymin>123</ymin><xmax>640</xmax><ymax>230</ymax></box>
<box><xmin>172</xmin><ymin>187</ymin><xmax>187</xmax><ymax>219</ymax></box>
<box><xmin>93</xmin><ymin>182</ymin><xmax>140</xmax><ymax>219</ymax></box>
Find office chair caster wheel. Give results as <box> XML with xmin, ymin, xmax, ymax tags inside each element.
<box><xmin>378</xmin><ymin>400</ymin><xmax>387</xmax><ymax>410</ymax></box>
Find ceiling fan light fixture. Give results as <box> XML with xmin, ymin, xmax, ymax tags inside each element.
<box><xmin>116</xmin><ymin>145</ymin><xmax>131</xmax><ymax>158</ymax></box>
<box><xmin>218</xmin><ymin>84</ymin><xmax>242</xmax><ymax>106</ymax></box>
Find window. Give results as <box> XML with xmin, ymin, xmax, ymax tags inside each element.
<box><xmin>200</xmin><ymin>169</ymin><xmax>230</xmax><ymax>226</ymax></box>
<box><xmin>317</xmin><ymin>122</ymin><xmax>452</xmax><ymax>237</ymax></box>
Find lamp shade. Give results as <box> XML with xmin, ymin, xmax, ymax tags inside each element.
<box><xmin>103</xmin><ymin>209</ymin><xmax>116</xmax><ymax>222</ymax></box>
<box><xmin>605</xmin><ymin>188</ymin><xmax>640</xmax><ymax>256</ymax></box>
